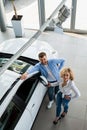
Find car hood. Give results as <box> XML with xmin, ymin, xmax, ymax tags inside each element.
<box><xmin>0</xmin><ymin>38</ymin><xmax>58</xmax><ymax>60</ymax></box>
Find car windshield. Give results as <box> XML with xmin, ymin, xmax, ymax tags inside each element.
<box><xmin>0</xmin><ymin>58</ymin><xmax>30</xmax><ymax>74</ymax></box>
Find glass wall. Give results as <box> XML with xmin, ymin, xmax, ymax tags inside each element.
<box><xmin>45</xmin><ymin>0</ymin><xmax>61</xmax><ymax>19</ymax></box>
<box><xmin>75</xmin><ymin>0</ymin><xmax>87</xmax><ymax>30</ymax></box>
<box><xmin>4</xmin><ymin>0</ymin><xmax>87</xmax><ymax>33</ymax></box>
<box><xmin>62</xmin><ymin>0</ymin><xmax>72</xmax><ymax>29</ymax></box>
<box><xmin>5</xmin><ymin>0</ymin><xmax>39</xmax><ymax>29</ymax></box>
<box><xmin>44</xmin><ymin>0</ymin><xmax>72</xmax><ymax>29</ymax></box>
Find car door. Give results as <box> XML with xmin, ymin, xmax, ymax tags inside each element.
<box><xmin>26</xmin><ymin>81</ymin><xmax>47</xmax><ymax>122</ymax></box>
<box><xmin>14</xmin><ymin>109</ymin><xmax>32</xmax><ymax>130</ymax></box>
<box><xmin>14</xmin><ymin>87</ymin><xmax>42</xmax><ymax>130</ymax></box>
<box><xmin>14</xmin><ymin>82</ymin><xmax>47</xmax><ymax>130</ymax></box>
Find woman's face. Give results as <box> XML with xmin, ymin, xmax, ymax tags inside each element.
<box><xmin>63</xmin><ymin>72</ymin><xmax>70</xmax><ymax>82</ymax></box>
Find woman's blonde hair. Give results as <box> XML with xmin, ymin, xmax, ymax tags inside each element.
<box><xmin>60</xmin><ymin>67</ymin><xmax>74</xmax><ymax>80</ymax></box>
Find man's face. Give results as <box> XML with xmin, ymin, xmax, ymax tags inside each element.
<box><xmin>39</xmin><ymin>55</ymin><xmax>48</xmax><ymax>65</ymax></box>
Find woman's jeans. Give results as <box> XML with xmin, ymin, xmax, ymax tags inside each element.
<box><xmin>56</xmin><ymin>92</ymin><xmax>71</xmax><ymax>117</ymax></box>
<box><xmin>48</xmin><ymin>86</ymin><xmax>59</xmax><ymax>101</ymax></box>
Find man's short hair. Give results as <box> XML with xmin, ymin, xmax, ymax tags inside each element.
<box><xmin>38</xmin><ymin>52</ymin><xmax>46</xmax><ymax>58</ymax></box>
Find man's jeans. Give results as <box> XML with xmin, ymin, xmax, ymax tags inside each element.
<box><xmin>48</xmin><ymin>86</ymin><xmax>59</xmax><ymax>101</ymax></box>
<box><xmin>56</xmin><ymin>92</ymin><xmax>71</xmax><ymax>117</ymax></box>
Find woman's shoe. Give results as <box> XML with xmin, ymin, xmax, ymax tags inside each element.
<box><xmin>53</xmin><ymin>117</ymin><xmax>61</xmax><ymax>125</ymax></box>
<box><xmin>61</xmin><ymin>114</ymin><xmax>65</xmax><ymax>118</ymax></box>
<box><xmin>61</xmin><ymin>112</ymin><xmax>67</xmax><ymax>118</ymax></box>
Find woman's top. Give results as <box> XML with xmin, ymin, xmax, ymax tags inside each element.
<box><xmin>58</xmin><ymin>79</ymin><xmax>81</xmax><ymax>99</ymax></box>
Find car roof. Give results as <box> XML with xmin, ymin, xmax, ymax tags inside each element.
<box><xmin>0</xmin><ymin>38</ymin><xmax>58</xmax><ymax>60</ymax></box>
<box><xmin>0</xmin><ymin>70</ymin><xmax>20</xmax><ymax>101</ymax></box>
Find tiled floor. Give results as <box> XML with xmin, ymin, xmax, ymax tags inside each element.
<box><xmin>0</xmin><ymin>27</ymin><xmax>87</xmax><ymax>130</ymax></box>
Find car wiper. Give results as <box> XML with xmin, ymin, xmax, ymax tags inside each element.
<box><xmin>0</xmin><ymin>77</ymin><xmax>21</xmax><ymax>105</ymax></box>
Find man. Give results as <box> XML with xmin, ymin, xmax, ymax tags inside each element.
<box><xmin>21</xmin><ymin>52</ymin><xmax>65</xmax><ymax>109</ymax></box>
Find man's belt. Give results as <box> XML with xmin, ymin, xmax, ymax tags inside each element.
<box><xmin>48</xmin><ymin>80</ymin><xmax>57</xmax><ymax>83</ymax></box>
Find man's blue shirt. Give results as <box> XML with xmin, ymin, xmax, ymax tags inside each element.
<box><xmin>27</xmin><ymin>59</ymin><xmax>65</xmax><ymax>81</ymax></box>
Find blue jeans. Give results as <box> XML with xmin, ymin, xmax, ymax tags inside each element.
<box><xmin>48</xmin><ymin>85</ymin><xmax>59</xmax><ymax>101</ymax></box>
<box><xmin>56</xmin><ymin>92</ymin><xmax>71</xmax><ymax>117</ymax></box>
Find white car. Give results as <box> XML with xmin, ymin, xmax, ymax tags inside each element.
<box><xmin>0</xmin><ymin>38</ymin><xmax>58</xmax><ymax>130</ymax></box>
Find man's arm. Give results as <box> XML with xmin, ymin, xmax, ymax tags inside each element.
<box><xmin>58</xmin><ymin>59</ymin><xmax>65</xmax><ymax>70</ymax></box>
<box><xmin>21</xmin><ymin>64</ymin><xmax>40</xmax><ymax>80</ymax></box>
<box><xmin>21</xmin><ymin>72</ymin><xmax>28</xmax><ymax>80</ymax></box>
<box><xmin>53</xmin><ymin>59</ymin><xmax>65</xmax><ymax>70</ymax></box>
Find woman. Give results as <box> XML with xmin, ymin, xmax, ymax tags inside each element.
<box><xmin>53</xmin><ymin>67</ymin><xmax>81</xmax><ymax>124</ymax></box>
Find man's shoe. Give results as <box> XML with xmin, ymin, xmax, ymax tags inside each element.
<box><xmin>47</xmin><ymin>100</ymin><xmax>54</xmax><ymax>109</ymax></box>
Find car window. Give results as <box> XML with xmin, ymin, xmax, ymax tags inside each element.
<box><xmin>0</xmin><ymin>58</ymin><xmax>30</xmax><ymax>74</ymax></box>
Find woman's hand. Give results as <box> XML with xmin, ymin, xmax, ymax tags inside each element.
<box><xmin>64</xmin><ymin>95</ymin><xmax>71</xmax><ymax>100</ymax></box>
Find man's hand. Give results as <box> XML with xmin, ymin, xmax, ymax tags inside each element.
<box><xmin>20</xmin><ymin>72</ymin><xmax>28</xmax><ymax>80</ymax></box>
<box><xmin>47</xmin><ymin>82</ymin><xmax>51</xmax><ymax>87</ymax></box>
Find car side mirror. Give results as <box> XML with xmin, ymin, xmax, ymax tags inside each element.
<box><xmin>40</xmin><ymin>75</ymin><xmax>48</xmax><ymax>86</ymax></box>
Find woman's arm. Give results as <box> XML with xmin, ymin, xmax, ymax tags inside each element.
<box><xmin>71</xmin><ymin>81</ymin><xmax>81</xmax><ymax>99</ymax></box>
